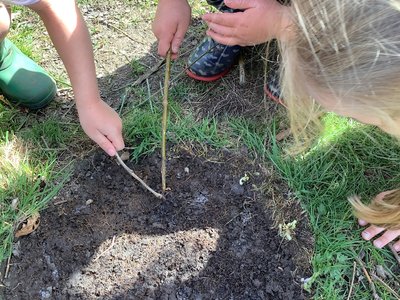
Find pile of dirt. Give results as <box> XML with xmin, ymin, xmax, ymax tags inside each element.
<box><xmin>2</xmin><ymin>147</ymin><xmax>312</xmax><ymax>299</ymax></box>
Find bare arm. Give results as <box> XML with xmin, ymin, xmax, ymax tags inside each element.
<box><xmin>28</xmin><ymin>0</ymin><xmax>124</xmax><ymax>155</ymax></box>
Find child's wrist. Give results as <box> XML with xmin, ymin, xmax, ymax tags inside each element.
<box><xmin>75</xmin><ymin>92</ymin><xmax>102</xmax><ymax>110</ymax></box>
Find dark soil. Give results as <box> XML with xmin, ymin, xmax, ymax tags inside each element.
<box><xmin>2</xmin><ymin>2</ymin><xmax>313</xmax><ymax>299</ymax></box>
<box><xmin>2</xmin><ymin>147</ymin><xmax>313</xmax><ymax>300</ymax></box>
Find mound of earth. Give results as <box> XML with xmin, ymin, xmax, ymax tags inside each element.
<box><xmin>2</xmin><ymin>147</ymin><xmax>312</xmax><ymax>300</ymax></box>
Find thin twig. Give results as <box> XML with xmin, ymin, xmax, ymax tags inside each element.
<box><xmin>161</xmin><ymin>49</ymin><xmax>172</xmax><ymax>192</ymax></box>
<box><xmin>114</xmin><ymin>43</ymin><xmax>218</xmax><ymax>107</ymax></box>
<box><xmin>371</xmin><ymin>274</ymin><xmax>400</xmax><ymax>299</ymax></box>
<box><xmin>346</xmin><ymin>261</ymin><xmax>357</xmax><ymax>300</ymax></box>
<box><xmin>94</xmin><ymin>236</ymin><xmax>116</xmax><ymax>261</ymax></box>
<box><xmin>238</xmin><ymin>53</ymin><xmax>246</xmax><ymax>85</ymax></box>
<box><xmin>355</xmin><ymin>255</ymin><xmax>381</xmax><ymax>300</ymax></box>
<box><xmin>4</xmin><ymin>256</ymin><xmax>11</xmax><ymax>279</ymax></box>
<box><xmin>53</xmin><ymin>199</ymin><xmax>68</xmax><ymax>205</ymax></box>
<box><xmin>118</xmin><ymin>86</ymin><xmax>130</xmax><ymax>116</ymax></box>
<box><xmin>40</xmin><ymin>136</ymin><xmax>49</xmax><ymax>149</ymax></box>
<box><xmin>112</xmin><ymin>59</ymin><xmax>166</xmax><ymax>93</ymax></box>
<box><xmin>99</xmin><ymin>20</ymin><xmax>145</xmax><ymax>45</ymax></box>
<box><xmin>388</xmin><ymin>243</ymin><xmax>400</xmax><ymax>267</ymax></box>
<box><xmin>115</xmin><ymin>152</ymin><xmax>164</xmax><ymax>199</ymax></box>
<box><xmin>146</xmin><ymin>78</ymin><xmax>153</xmax><ymax>113</ymax></box>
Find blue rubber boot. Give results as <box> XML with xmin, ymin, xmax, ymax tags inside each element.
<box><xmin>264</xmin><ymin>49</ymin><xmax>284</xmax><ymax>106</ymax></box>
<box><xmin>186</xmin><ymin>0</ymin><xmax>241</xmax><ymax>81</ymax></box>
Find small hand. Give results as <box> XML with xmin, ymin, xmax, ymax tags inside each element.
<box><xmin>359</xmin><ymin>191</ymin><xmax>400</xmax><ymax>252</ymax></box>
<box><xmin>202</xmin><ymin>0</ymin><xmax>291</xmax><ymax>46</ymax></box>
<box><xmin>77</xmin><ymin>99</ymin><xmax>125</xmax><ymax>156</ymax></box>
<box><xmin>152</xmin><ymin>0</ymin><xmax>191</xmax><ymax>59</ymax></box>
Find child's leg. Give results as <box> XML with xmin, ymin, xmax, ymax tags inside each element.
<box><xmin>186</xmin><ymin>0</ymin><xmax>241</xmax><ymax>81</ymax></box>
<box><xmin>0</xmin><ymin>2</ymin><xmax>56</xmax><ymax>109</ymax></box>
<box><xmin>0</xmin><ymin>3</ymin><xmax>10</xmax><ymax>40</ymax></box>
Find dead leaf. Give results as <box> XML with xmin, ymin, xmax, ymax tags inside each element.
<box><xmin>276</xmin><ymin>129</ymin><xmax>291</xmax><ymax>142</ymax></box>
<box><xmin>15</xmin><ymin>213</ymin><xmax>40</xmax><ymax>238</ymax></box>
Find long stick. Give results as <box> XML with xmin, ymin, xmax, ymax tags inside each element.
<box><xmin>388</xmin><ymin>243</ymin><xmax>400</xmax><ymax>267</ymax></box>
<box><xmin>355</xmin><ymin>255</ymin><xmax>381</xmax><ymax>300</ymax></box>
<box><xmin>161</xmin><ymin>49</ymin><xmax>172</xmax><ymax>192</ymax></box>
<box><xmin>115</xmin><ymin>152</ymin><xmax>163</xmax><ymax>199</ymax></box>
<box><xmin>346</xmin><ymin>261</ymin><xmax>357</xmax><ymax>300</ymax></box>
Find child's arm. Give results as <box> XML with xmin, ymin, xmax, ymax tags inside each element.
<box><xmin>202</xmin><ymin>0</ymin><xmax>293</xmax><ymax>46</ymax></box>
<box><xmin>28</xmin><ymin>0</ymin><xmax>124</xmax><ymax>156</ymax></box>
<box><xmin>152</xmin><ymin>0</ymin><xmax>191</xmax><ymax>59</ymax></box>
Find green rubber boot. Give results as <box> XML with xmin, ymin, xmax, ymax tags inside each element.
<box><xmin>0</xmin><ymin>39</ymin><xmax>56</xmax><ymax>109</ymax></box>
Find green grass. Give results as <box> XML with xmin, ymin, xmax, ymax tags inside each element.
<box><xmin>124</xmin><ymin>100</ymin><xmax>231</xmax><ymax>161</ymax></box>
<box><xmin>0</xmin><ymin>129</ymin><xmax>70</xmax><ymax>261</ymax></box>
<box><xmin>2</xmin><ymin>1</ymin><xmax>399</xmax><ymax>299</ymax></box>
<box><xmin>269</xmin><ymin>114</ymin><xmax>400</xmax><ymax>299</ymax></box>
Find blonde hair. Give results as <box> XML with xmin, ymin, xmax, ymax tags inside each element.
<box><xmin>279</xmin><ymin>0</ymin><xmax>400</xmax><ymax>229</ymax></box>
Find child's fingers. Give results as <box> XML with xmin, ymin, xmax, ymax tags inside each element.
<box><xmin>171</xmin><ymin>22</ymin><xmax>188</xmax><ymax>54</ymax></box>
<box><xmin>202</xmin><ymin>12</ymin><xmax>239</xmax><ymax>28</ymax></box>
<box><xmin>206</xmin><ymin>22</ymin><xmax>234</xmax><ymax>38</ymax></box>
<box><xmin>206</xmin><ymin>29</ymin><xmax>238</xmax><ymax>46</ymax></box>
<box><xmin>101</xmin><ymin>125</ymin><xmax>125</xmax><ymax>152</ymax></box>
<box><xmin>91</xmin><ymin>131</ymin><xmax>117</xmax><ymax>156</ymax></box>
<box><xmin>157</xmin><ymin>34</ymin><xmax>174</xmax><ymax>57</ymax></box>
<box><xmin>110</xmin><ymin>134</ymin><xmax>125</xmax><ymax>152</ymax></box>
<box><xmin>224</xmin><ymin>0</ymin><xmax>255</xmax><ymax>10</ymax></box>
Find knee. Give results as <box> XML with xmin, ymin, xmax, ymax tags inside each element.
<box><xmin>0</xmin><ymin>3</ymin><xmax>11</xmax><ymax>41</ymax></box>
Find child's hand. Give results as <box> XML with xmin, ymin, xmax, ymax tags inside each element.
<box><xmin>359</xmin><ymin>191</ymin><xmax>400</xmax><ymax>252</ymax></box>
<box><xmin>152</xmin><ymin>0</ymin><xmax>191</xmax><ymax>59</ymax></box>
<box><xmin>77</xmin><ymin>99</ymin><xmax>125</xmax><ymax>156</ymax></box>
<box><xmin>202</xmin><ymin>0</ymin><xmax>292</xmax><ymax>46</ymax></box>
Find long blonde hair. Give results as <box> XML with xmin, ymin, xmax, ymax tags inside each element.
<box><xmin>279</xmin><ymin>0</ymin><xmax>400</xmax><ymax>229</ymax></box>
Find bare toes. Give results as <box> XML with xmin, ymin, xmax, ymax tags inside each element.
<box><xmin>373</xmin><ymin>231</ymin><xmax>399</xmax><ymax>249</ymax></box>
<box><xmin>358</xmin><ymin>219</ymin><xmax>368</xmax><ymax>226</ymax></box>
<box><xmin>393</xmin><ymin>241</ymin><xmax>400</xmax><ymax>252</ymax></box>
<box><xmin>361</xmin><ymin>225</ymin><xmax>385</xmax><ymax>241</ymax></box>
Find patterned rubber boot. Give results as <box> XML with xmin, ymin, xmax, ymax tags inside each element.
<box><xmin>264</xmin><ymin>47</ymin><xmax>284</xmax><ymax>106</ymax></box>
<box><xmin>186</xmin><ymin>0</ymin><xmax>241</xmax><ymax>81</ymax></box>
<box><xmin>0</xmin><ymin>39</ymin><xmax>56</xmax><ymax>109</ymax></box>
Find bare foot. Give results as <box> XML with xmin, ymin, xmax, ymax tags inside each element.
<box><xmin>360</xmin><ymin>220</ymin><xmax>400</xmax><ymax>251</ymax></box>
<box><xmin>359</xmin><ymin>190</ymin><xmax>400</xmax><ymax>252</ymax></box>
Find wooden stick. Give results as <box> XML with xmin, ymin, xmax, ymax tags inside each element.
<box><xmin>161</xmin><ymin>49</ymin><xmax>172</xmax><ymax>192</ymax></box>
<box><xmin>112</xmin><ymin>59</ymin><xmax>166</xmax><ymax>93</ymax></box>
<box><xmin>371</xmin><ymin>274</ymin><xmax>400</xmax><ymax>300</ymax></box>
<box><xmin>115</xmin><ymin>152</ymin><xmax>163</xmax><ymax>199</ymax></box>
<box><xmin>355</xmin><ymin>255</ymin><xmax>381</xmax><ymax>300</ymax></box>
<box><xmin>388</xmin><ymin>243</ymin><xmax>400</xmax><ymax>267</ymax></box>
<box><xmin>4</xmin><ymin>255</ymin><xmax>11</xmax><ymax>279</ymax></box>
<box><xmin>99</xmin><ymin>20</ymin><xmax>145</xmax><ymax>45</ymax></box>
<box><xmin>94</xmin><ymin>236</ymin><xmax>116</xmax><ymax>261</ymax></box>
<box><xmin>346</xmin><ymin>261</ymin><xmax>357</xmax><ymax>300</ymax></box>
<box><xmin>238</xmin><ymin>53</ymin><xmax>246</xmax><ymax>85</ymax></box>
